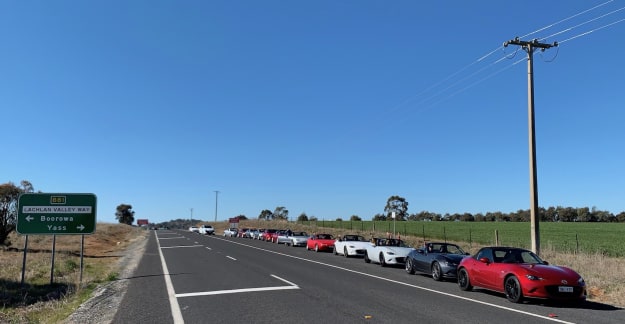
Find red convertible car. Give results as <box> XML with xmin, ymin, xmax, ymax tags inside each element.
<box><xmin>306</xmin><ymin>233</ymin><xmax>335</xmax><ymax>252</ymax></box>
<box><xmin>457</xmin><ymin>246</ymin><xmax>587</xmax><ymax>304</ymax></box>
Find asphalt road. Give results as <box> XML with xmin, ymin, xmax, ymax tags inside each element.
<box><xmin>112</xmin><ymin>229</ymin><xmax>624</xmax><ymax>324</ymax></box>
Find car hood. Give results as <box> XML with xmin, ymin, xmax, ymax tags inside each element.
<box><xmin>382</xmin><ymin>247</ymin><xmax>414</xmax><ymax>255</ymax></box>
<box><xmin>521</xmin><ymin>264</ymin><xmax>582</xmax><ymax>280</ymax></box>
<box><xmin>441</xmin><ymin>254</ymin><xmax>468</xmax><ymax>263</ymax></box>
<box><xmin>342</xmin><ymin>241</ymin><xmax>374</xmax><ymax>247</ymax></box>
<box><xmin>313</xmin><ymin>239</ymin><xmax>335</xmax><ymax>245</ymax></box>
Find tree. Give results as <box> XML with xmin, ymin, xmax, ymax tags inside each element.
<box><xmin>349</xmin><ymin>215</ymin><xmax>361</xmax><ymax>221</ymax></box>
<box><xmin>115</xmin><ymin>204</ymin><xmax>135</xmax><ymax>225</ymax></box>
<box><xmin>235</xmin><ymin>215</ymin><xmax>247</xmax><ymax>220</ymax></box>
<box><xmin>258</xmin><ymin>209</ymin><xmax>273</xmax><ymax>220</ymax></box>
<box><xmin>1</xmin><ymin>181</ymin><xmax>34</xmax><ymax>246</ymax></box>
<box><xmin>372</xmin><ymin>213</ymin><xmax>386</xmax><ymax>221</ymax></box>
<box><xmin>384</xmin><ymin>195</ymin><xmax>408</xmax><ymax>221</ymax></box>
<box><xmin>273</xmin><ymin>206</ymin><xmax>289</xmax><ymax>220</ymax></box>
<box><xmin>297</xmin><ymin>213</ymin><xmax>309</xmax><ymax>221</ymax></box>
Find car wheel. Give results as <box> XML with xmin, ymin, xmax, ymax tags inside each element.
<box><xmin>344</xmin><ymin>247</ymin><xmax>349</xmax><ymax>258</ymax></box>
<box><xmin>379</xmin><ymin>253</ymin><xmax>386</xmax><ymax>267</ymax></box>
<box><xmin>315</xmin><ymin>244</ymin><xmax>319</xmax><ymax>252</ymax></box>
<box><xmin>458</xmin><ymin>268</ymin><xmax>473</xmax><ymax>291</ymax></box>
<box><xmin>505</xmin><ymin>276</ymin><xmax>523</xmax><ymax>303</ymax></box>
<box><xmin>431</xmin><ymin>262</ymin><xmax>442</xmax><ymax>281</ymax></box>
<box><xmin>333</xmin><ymin>247</ymin><xmax>338</xmax><ymax>255</ymax></box>
<box><xmin>405</xmin><ymin>258</ymin><xmax>415</xmax><ymax>275</ymax></box>
<box><xmin>364</xmin><ymin>252</ymin><xmax>371</xmax><ymax>263</ymax></box>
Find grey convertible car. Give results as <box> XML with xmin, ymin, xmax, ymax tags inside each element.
<box><xmin>405</xmin><ymin>242</ymin><xmax>469</xmax><ymax>281</ymax></box>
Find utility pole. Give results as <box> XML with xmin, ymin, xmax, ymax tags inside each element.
<box><xmin>503</xmin><ymin>37</ymin><xmax>557</xmax><ymax>256</ymax></box>
<box><xmin>214</xmin><ymin>191</ymin><xmax>220</xmax><ymax>222</ymax></box>
<box><xmin>190</xmin><ymin>208</ymin><xmax>193</xmax><ymax>225</ymax></box>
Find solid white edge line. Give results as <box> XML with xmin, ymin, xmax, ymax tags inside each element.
<box><xmin>156</xmin><ymin>231</ymin><xmax>185</xmax><ymax>324</ymax></box>
<box><xmin>226</xmin><ymin>256</ymin><xmax>237</xmax><ymax>261</ymax></box>
<box><xmin>212</xmin><ymin>236</ymin><xmax>576</xmax><ymax>324</ymax></box>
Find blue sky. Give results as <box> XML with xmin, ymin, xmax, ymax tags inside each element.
<box><xmin>2</xmin><ymin>1</ymin><xmax>624</xmax><ymax>224</ymax></box>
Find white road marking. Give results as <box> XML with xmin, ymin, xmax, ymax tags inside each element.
<box><xmin>176</xmin><ymin>274</ymin><xmax>299</xmax><ymax>298</ymax></box>
<box><xmin>226</xmin><ymin>255</ymin><xmax>236</xmax><ymax>261</ymax></box>
<box><xmin>212</xmin><ymin>236</ymin><xmax>576</xmax><ymax>324</ymax></box>
<box><xmin>155</xmin><ymin>231</ymin><xmax>184</xmax><ymax>324</ymax></box>
<box><xmin>160</xmin><ymin>245</ymin><xmax>204</xmax><ymax>249</ymax></box>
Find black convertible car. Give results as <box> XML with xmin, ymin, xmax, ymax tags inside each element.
<box><xmin>405</xmin><ymin>242</ymin><xmax>469</xmax><ymax>281</ymax></box>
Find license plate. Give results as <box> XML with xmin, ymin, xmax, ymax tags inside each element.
<box><xmin>558</xmin><ymin>286</ymin><xmax>574</xmax><ymax>293</ymax></box>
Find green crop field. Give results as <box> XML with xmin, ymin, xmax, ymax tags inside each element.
<box><xmin>297</xmin><ymin>220</ymin><xmax>625</xmax><ymax>257</ymax></box>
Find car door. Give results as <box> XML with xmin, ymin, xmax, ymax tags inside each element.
<box><xmin>478</xmin><ymin>249</ymin><xmax>508</xmax><ymax>290</ymax></box>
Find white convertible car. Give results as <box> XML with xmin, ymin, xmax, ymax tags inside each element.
<box><xmin>333</xmin><ymin>234</ymin><xmax>373</xmax><ymax>257</ymax></box>
<box><xmin>364</xmin><ymin>238</ymin><xmax>414</xmax><ymax>267</ymax></box>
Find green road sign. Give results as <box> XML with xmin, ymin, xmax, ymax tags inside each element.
<box><xmin>17</xmin><ymin>193</ymin><xmax>97</xmax><ymax>235</ymax></box>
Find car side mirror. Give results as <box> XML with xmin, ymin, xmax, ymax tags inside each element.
<box><xmin>479</xmin><ymin>257</ymin><xmax>491</xmax><ymax>264</ymax></box>
<box><xmin>543</xmin><ymin>261</ymin><xmax>549</xmax><ymax>265</ymax></box>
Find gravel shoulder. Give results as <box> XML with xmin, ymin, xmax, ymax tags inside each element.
<box><xmin>63</xmin><ymin>231</ymin><xmax>149</xmax><ymax>324</ymax></box>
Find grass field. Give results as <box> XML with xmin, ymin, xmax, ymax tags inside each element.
<box><xmin>294</xmin><ymin>220</ymin><xmax>625</xmax><ymax>257</ymax></box>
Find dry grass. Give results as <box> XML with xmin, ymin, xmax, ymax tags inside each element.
<box><xmin>0</xmin><ymin>223</ymin><xmax>147</xmax><ymax>323</ymax></box>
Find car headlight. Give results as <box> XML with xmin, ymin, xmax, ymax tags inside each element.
<box><xmin>386</xmin><ymin>252</ymin><xmax>395</xmax><ymax>255</ymax></box>
<box><xmin>525</xmin><ymin>274</ymin><xmax>543</xmax><ymax>281</ymax></box>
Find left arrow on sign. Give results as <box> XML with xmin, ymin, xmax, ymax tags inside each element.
<box><xmin>25</xmin><ymin>215</ymin><xmax>34</xmax><ymax>222</ymax></box>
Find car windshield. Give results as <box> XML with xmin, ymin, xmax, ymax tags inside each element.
<box><xmin>381</xmin><ymin>239</ymin><xmax>408</xmax><ymax>247</ymax></box>
<box><xmin>317</xmin><ymin>234</ymin><xmax>333</xmax><ymax>240</ymax></box>
<box><xmin>428</xmin><ymin>243</ymin><xmax>465</xmax><ymax>255</ymax></box>
<box><xmin>292</xmin><ymin>232</ymin><xmax>307</xmax><ymax>236</ymax></box>
<box><xmin>344</xmin><ymin>235</ymin><xmax>366</xmax><ymax>241</ymax></box>
<box><xmin>496</xmin><ymin>248</ymin><xmax>544</xmax><ymax>264</ymax></box>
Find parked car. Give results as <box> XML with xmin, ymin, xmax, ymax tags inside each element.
<box><xmin>364</xmin><ymin>238</ymin><xmax>414</xmax><ymax>267</ymax></box>
<box><xmin>243</xmin><ymin>228</ymin><xmax>257</xmax><ymax>238</ymax></box>
<box><xmin>274</xmin><ymin>229</ymin><xmax>292</xmax><ymax>244</ymax></box>
<box><xmin>260</xmin><ymin>229</ymin><xmax>277</xmax><ymax>241</ymax></box>
<box><xmin>198</xmin><ymin>225</ymin><xmax>215</xmax><ymax>235</ymax></box>
<box><xmin>223</xmin><ymin>228</ymin><xmax>238</xmax><ymax>237</ymax></box>
<box><xmin>405</xmin><ymin>242</ymin><xmax>469</xmax><ymax>281</ymax></box>
<box><xmin>252</xmin><ymin>228</ymin><xmax>265</xmax><ymax>240</ymax></box>
<box><xmin>306</xmin><ymin>233</ymin><xmax>335</xmax><ymax>252</ymax></box>
<box><xmin>237</xmin><ymin>228</ymin><xmax>249</xmax><ymax>238</ymax></box>
<box><xmin>457</xmin><ymin>246</ymin><xmax>587</xmax><ymax>304</ymax></box>
<box><xmin>188</xmin><ymin>226</ymin><xmax>199</xmax><ymax>233</ymax></box>
<box><xmin>286</xmin><ymin>231</ymin><xmax>309</xmax><ymax>247</ymax></box>
<box><xmin>333</xmin><ymin>234</ymin><xmax>372</xmax><ymax>257</ymax></box>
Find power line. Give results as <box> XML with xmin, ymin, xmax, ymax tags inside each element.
<box><xmin>540</xmin><ymin>5</ymin><xmax>625</xmax><ymax>41</ymax></box>
<box><xmin>521</xmin><ymin>0</ymin><xmax>615</xmax><ymax>39</ymax></box>
<box><xmin>559</xmin><ymin>17</ymin><xmax>625</xmax><ymax>44</ymax></box>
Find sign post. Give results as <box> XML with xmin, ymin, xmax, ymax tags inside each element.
<box><xmin>17</xmin><ymin>193</ymin><xmax>97</xmax><ymax>235</ymax></box>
